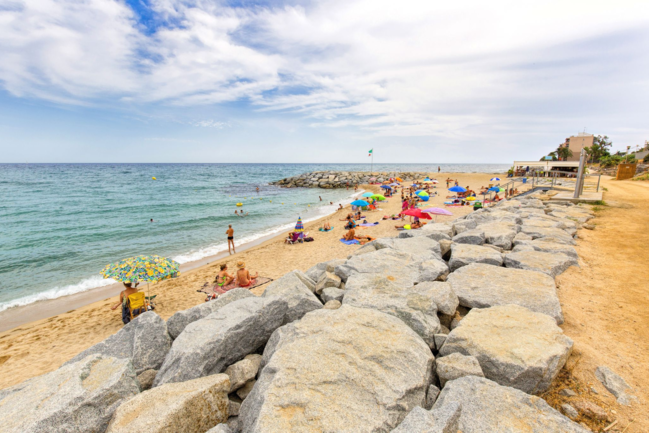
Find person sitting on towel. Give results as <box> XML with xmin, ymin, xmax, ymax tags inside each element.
<box><xmin>322</xmin><ymin>221</ymin><xmax>331</xmax><ymax>231</ymax></box>
<box><xmin>344</xmin><ymin>227</ymin><xmax>356</xmax><ymax>241</ymax></box>
<box><xmin>236</xmin><ymin>261</ymin><xmax>258</xmax><ymax>288</ymax></box>
<box><xmin>215</xmin><ymin>264</ymin><xmax>234</xmax><ymax>287</ymax></box>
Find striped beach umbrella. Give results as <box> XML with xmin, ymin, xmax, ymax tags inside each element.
<box><xmin>295</xmin><ymin>217</ymin><xmax>304</xmax><ymax>232</ymax></box>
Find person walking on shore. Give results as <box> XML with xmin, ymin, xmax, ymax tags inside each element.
<box><xmin>226</xmin><ymin>225</ymin><xmax>236</xmax><ymax>254</ymax></box>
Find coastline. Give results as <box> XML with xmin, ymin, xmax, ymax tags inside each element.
<box><xmin>0</xmin><ymin>172</ymin><xmax>494</xmax><ymax>390</ymax></box>
<box><xmin>0</xmin><ymin>189</ymin><xmax>364</xmax><ymax>332</ymax></box>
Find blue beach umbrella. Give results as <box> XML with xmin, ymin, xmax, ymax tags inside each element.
<box><xmin>488</xmin><ymin>186</ymin><xmax>500</xmax><ymax>192</ymax></box>
<box><xmin>351</xmin><ymin>199</ymin><xmax>370</xmax><ymax>207</ymax></box>
<box><xmin>362</xmin><ymin>192</ymin><xmax>374</xmax><ymax>197</ymax></box>
<box><xmin>448</xmin><ymin>186</ymin><xmax>467</xmax><ymax>193</ymax></box>
<box><xmin>490</xmin><ymin>177</ymin><xmax>501</xmax><ymax>181</ymax></box>
<box><xmin>380</xmin><ymin>185</ymin><xmax>392</xmax><ymax>189</ymax></box>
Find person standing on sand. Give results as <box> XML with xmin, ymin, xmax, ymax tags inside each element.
<box><xmin>438</xmin><ymin>166</ymin><xmax>441</xmax><ymax>173</ymax></box>
<box><xmin>319</xmin><ymin>196</ymin><xmax>322</xmax><ymax>201</ymax></box>
<box><xmin>226</xmin><ymin>225</ymin><xmax>235</xmax><ymax>254</ymax></box>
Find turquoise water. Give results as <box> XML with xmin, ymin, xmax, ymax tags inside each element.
<box><xmin>0</xmin><ymin>163</ymin><xmax>508</xmax><ymax>311</ymax></box>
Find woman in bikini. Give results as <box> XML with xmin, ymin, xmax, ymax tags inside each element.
<box><xmin>215</xmin><ymin>264</ymin><xmax>234</xmax><ymax>288</ymax></box>
<box><xmin>236</xmin><ymin>261</ymin><xmax>258</xmax><ymax>288</ymax></box>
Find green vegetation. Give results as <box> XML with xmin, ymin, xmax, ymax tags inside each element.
<box><xmin>602</xmin><ymin>187</ymin><xmax>608</xmax><ymax>192</ymax></box>
<box><xmin>644</xmin><ymin>154</ymin><xmax>649</xmax><ymax>163</ymax></box>
<box><xmin>584</xmin><ymin>135</ymin><xmax>612</xmax><ymax>163</ymax></box>
<box><xmin>599</xmin><ymin>154</ymin><xmax>623</xmax><ymax>168</ymax></box>
<box><xmin>591</xmin><ymin>200</ymin><xmax>607</xmax><ymax>206</ymax></box>
<box><xmin>632</xmin><ymin>173</ymin><xmax>649</xmax><ymax>181</ymax></box>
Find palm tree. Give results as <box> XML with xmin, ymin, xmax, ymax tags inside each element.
<box><xmin>556</xmin><ymin>146</ymin><xmax>573</xmax><ymax>161</ymax></box>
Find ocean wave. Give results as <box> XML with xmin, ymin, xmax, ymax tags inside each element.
<box><xmin>0</xmin><ymin>275</ymin><xmax>117</xmax><ymax>313</ymax></box>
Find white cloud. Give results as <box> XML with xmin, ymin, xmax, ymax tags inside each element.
<box><xmin>0</xmin><ymin>0</ymin><xmax>648</xmax><ymax>142</ymax></box>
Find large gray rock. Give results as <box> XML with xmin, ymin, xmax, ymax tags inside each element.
<box><xmin>206</xmin><ymin>424</ymin><xmax>232</xmax><ymax>433</ymax></box>
<box><xmin>225</xmin><ymin>354</ymin><xmax>262</xmax><ymax>392</ymax></box>
<box><xmin>432</xmin><ymin>376</ymin><xmax>589</xmax><ymax>432</ymax></box>
<box><xmin>467</xmin><ymin>209</ymin><xmax>522</xmax><ymax>225</ymax></box>
<box><xmin>66</xmin><ymin>311</ymin><xmax>171</xmax><ymax>374</ymax></box>
<box><xmin>520</xmin><ymin>225</ymin><xmax>576</xmax><ymax>245</ymax></box>
<box><xmin>440</xmin><ymin>305</ymin><xmax>573</xmax><ymax>394</ymax></box>
<box><xmin>167</xmin><ymin>288</ymin><xmax>254</xmax><ymax>339</ymax></box>
<box><xmin>504</xmin><ymin>250</ymin><xmax>578</xmax><ymax>278</ymax></box>
<box><xmin>343</xmin><ymin>275</ymin><xmax>441</xmax><ymax>346</ymax></box>
<box><xmin>240</xmin><ymin>306</ymin><xmax>434</xmax><ymax>432</ymax></box>
<box><xmin>436</xmin><ymin>352</ymin><xmax>484</xmax><ymax>387</ymax></box>
<box><xmin>415</xmin><ymin>281</ymin><xmax>458</xmax><ymax>316</ymax></box>
<box><xmin>527</xmin><ymin>239</ymin><xmax>579</xmax><ymax>259</ymax></box>
<box><xmin>452</xmin><ymin>219</ymin><xmax>477</xmax><ymax>235</ymax></box>
<box><xmin>374</xmin><ymin>236</ymin><xmax>442</xmax><ymax>260</ymax></box>
<box><xmin>0</xmin><ymin>354</ymin><xmax>140</xmax><ymax>433</ymax></box>
<box><xmin>422</xmin><ymin>222</ymin><xmax>454</xmax><ymax>237</ymax></box>
<box><xmin>336</xmin><ymin>249</ymin><xmax>422</xmax><ymax>286</ymax></box>
<box><xmin>391</xmin><ymin>404</ymin><xmax>461</xmax><ymax>433</ymax></box>
<box><xmin>106</xmin><ymin>374</ymin><xmax>230</xmax><ymax>433</ymax></box>
<box><xmin>477</xmin><ymin>221</ymin><xmax>518</xmax><ymax>250</ymax></box>
<box><xmin>154</xmin><ymin>296</ymin><xmax>288</xmax><ymax>386</ymax></box>
<box><xmin>418</xmin><ymin>258</ymin><xmax>451</xmax><ymax>282</ymax></box>
<box><xmin>447</xmin><ymin>263</ymin><xmax>564</xmax><ymax>324</ymax></box>
<box><xmin>449</xmin><ymin>243</ymin><xmax>503</xmax><ymax>271</ymax></box>
<box><xmin>305</xmin><ymin>259</ymin><xmax>346</xmax><ymax>282</ymax></box>
<box><xmin>262</xmin><ymin>272</ymin><xmax>322</xmax><ymax>323</ymax></box>
<box><xmin>321</xmin><ymin>286</ymin><xmax>345</xmax><ymax>303</ymax></box>
<box><xmin>314</xmin><ymin>271</ymin><xmax>341</xmax><ymax>294</ymax></box>
<box><xmin>290</xmin><ymin>269</ymin><xmax>317</xmax><ymax>293</ymax></box>
<box><xmin>452</xmin><ymin>229</ymin><xmax>485</xmax><ymax>245</ymax></box>
<box><xmin>595</xmin><ymin>366</ymin><xmax>637</xmax><ymax>405</ymax></box>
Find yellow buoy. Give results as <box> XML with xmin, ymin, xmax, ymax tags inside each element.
<box><xmin>270</xmin><ymin>200</ymin><xmax>272</xmax><ymax>203</ymax></box>
<box><xmin>152</xmin><ymin>177</ymin><xmax>157</xmax><ymax>180</ymax></box>
<box><xmin>236</xmin><ymin>203</ymin><xmax>243</xmax><ymax>207</ymax></box>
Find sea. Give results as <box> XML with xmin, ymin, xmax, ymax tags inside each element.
<box><xmin>0</xmin><ymin>163</ymin><xmax>508</xmax><ymax>312</ymax></box>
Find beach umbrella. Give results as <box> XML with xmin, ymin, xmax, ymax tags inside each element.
<box><xmin>351</xmin><ymin>199</ymin><xmax>369</xmax><ymax>207</ymax></box>
<box><xmin>431</xmin><ymin>180</ymin><xmax>439</xmax><ymax>184</ymax></box>
<box><xmin>362</xmin><ymin>192</ymin><xmax>374</xmax><ymax>197</ymax></box>
<box><xmin>396</xmin><ymin>177</ymin><xmax>403</xmax><ymax>182</ymax></box>
<box><xmin>490</xmin><ymin>177</ymin><xmax>501</xmax><ymax>181</ymax></box>
<box><xmin>101</xmin><ymin>255</ymin><xmax>180</xmax><ymax>283</ymax></box>
<box><xmin>369</xmin><ymin>177</ymin><xmax>377</xmax><ymax>181</ymax></box>
<box><xmin>488</xmin><ymin>186</ymin><xmax>500</xmax><ymax>192</ymax></box>
<box><xmin>402</xmin><ymin>208</ymin><xmax>432</xmax><ymax>220</ymax></box>
<box><xmin>371</xmin><ymin>194</ymin><xmax>386</xmax><ymax>201</ymax></box>
<box><xmin>389</xmin><ymin>182</ymin><xmax>399</xmax><ymax>186</ymax></box>
<box><xmin>448</xmin><ymin>186</ymin><xmax>467</xmax><ymax>193</ymax></box>
<box><xmin>422</xmin><ymin>207</ymin><xmax>453</xmax><ymax>216</ymax></box>
<box><xmin>380</xmin><ymin>185</ymin><xmax>392</xmax><ymax>189</ymax></box>
<box><xmin>295</xmin><ymin>217</ymin><xmax>304</xmax><ymax>232</ymax></box>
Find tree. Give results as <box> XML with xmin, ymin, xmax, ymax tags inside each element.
<box><xmin>587</xmin><ymin>135</ymin><xmax>613</xmax><ymax>163</ymax></box>
<box><xmin>556</xmin><ymin>146</ymin><xmax>573</xmax><ymax>161</ymax></box>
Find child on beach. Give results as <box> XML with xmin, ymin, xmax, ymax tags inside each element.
<box><xmin>215</xmin><ymin>264</ymin><xmax>234</xmax><ymax>288</ymax></box>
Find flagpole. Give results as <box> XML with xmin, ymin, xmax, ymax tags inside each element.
<box><xmin>371</xmin><ymin>151</ymin><xmax>373</xmax><ymax>174</ymax></box>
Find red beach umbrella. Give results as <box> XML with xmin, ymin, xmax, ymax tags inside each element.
<box><xmin>402</xmin><ymin>208</ymin><xmax>432</xmax><ymax>220</ymax></box>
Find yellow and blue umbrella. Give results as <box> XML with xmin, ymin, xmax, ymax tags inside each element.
<box><xmin>100</xmin><ymin>255</ymin><xmax>180</xmax><ymax>283</ymax></box>
<box><xmin>295</xmin><ymin>217</ymin><xmax>304</xmax><ymax>233</ymax></box>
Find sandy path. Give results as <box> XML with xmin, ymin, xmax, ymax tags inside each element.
<box><xmin>0</xmin><ymin>173</ymin><xmax>491</xmax><ymax>389</ymax></box>
<box><xmin>546</xmin><ymin>177</ymin><xmax>649</xmax><ymax>432</ymax></box>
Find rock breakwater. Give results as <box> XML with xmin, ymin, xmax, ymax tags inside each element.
<box><xmin>270</xmin><ymin>171</ymin><xmax>433</xmax><ymax>188</ymax></box>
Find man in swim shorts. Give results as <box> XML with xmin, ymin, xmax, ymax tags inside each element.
<box><xmin>226</xmin><ymin>225</ymin><xmax>235</xmax><ymax>254</ymax></box>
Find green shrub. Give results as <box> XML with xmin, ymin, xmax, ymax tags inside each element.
<box><xmin>592</xmin><ymin>200</ymin><xmax>607</xmax><ymax>206</ymax></box>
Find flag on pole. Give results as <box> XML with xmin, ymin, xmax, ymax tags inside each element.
<box><xmin>368</xmin><ymin>149</ymin><xmax>373</xmax><ymax>157</ymax></box>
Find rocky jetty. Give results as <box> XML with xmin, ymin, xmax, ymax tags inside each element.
<box><xmin>1</xmin><ymin>194</ymin><xmax>624</xmax><ymax>433</ymax></box>
<box><xmin>269</xmin><ymin>170</ymin><xmax>434</xmax><ymax>188</ymax></box>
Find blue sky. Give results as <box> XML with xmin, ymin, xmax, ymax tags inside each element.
<box><xmin>0</xmin><ymin>0</ymin><xmax>648</xmax><ymax>163</ymax></box>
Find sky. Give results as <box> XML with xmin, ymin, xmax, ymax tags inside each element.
<box><xmin>0</xmin><ymin>0</ymin><xmax>648</xmax><ymax>163</ymax></box>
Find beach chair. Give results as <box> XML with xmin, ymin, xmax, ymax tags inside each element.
<box><xmin>127</xmin><ymin>292</ymin><xmax>148</xmax><ymax>320</ymax></box>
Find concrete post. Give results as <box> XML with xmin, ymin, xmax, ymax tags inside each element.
<box><xmin>573</xmin><ymin>149</ymin><xmax>587</xmax><ymax>199</ymax></box>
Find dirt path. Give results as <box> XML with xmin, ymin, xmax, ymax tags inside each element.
<box><xmin>546</xmin><ymin>177</ymin><xmax>649</xmax><ymax>432</ymax></box>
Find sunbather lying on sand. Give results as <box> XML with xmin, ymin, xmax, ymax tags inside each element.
<box><xmin>395</xmin><ymin>221</ymin><xmax>422</xmax><ymax>229</ymax></box>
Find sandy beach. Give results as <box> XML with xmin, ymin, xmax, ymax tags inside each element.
<box><xmin>1</xmin><ymin>172</ymin><xmax>648</xmax><ymax>432</ymax></box>
<box><xmin>0</xmin><ymin>172</ymin><xmax>489</xmax><ymax>389</ymax></box>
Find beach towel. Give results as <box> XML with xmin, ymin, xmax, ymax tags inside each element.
<box><xmin>197</xmin><ymin>277</ymin><xmax>273</xmax><ymax>297</ymax></box>
<box><xmin>319</xmin><ymin>227</ymin><xmax>334</xmax><ymax>232</ymax></box>
<box><xmin>340</xmin><ymin>238</ymin><xmax>359</xmax><ymax>245</ymax></box>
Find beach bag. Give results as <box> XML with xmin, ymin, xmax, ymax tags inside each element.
<box><xmin>304</xmin><ymin>237</ymin><xmax>314</xmax><ymax>242</ymax></box>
